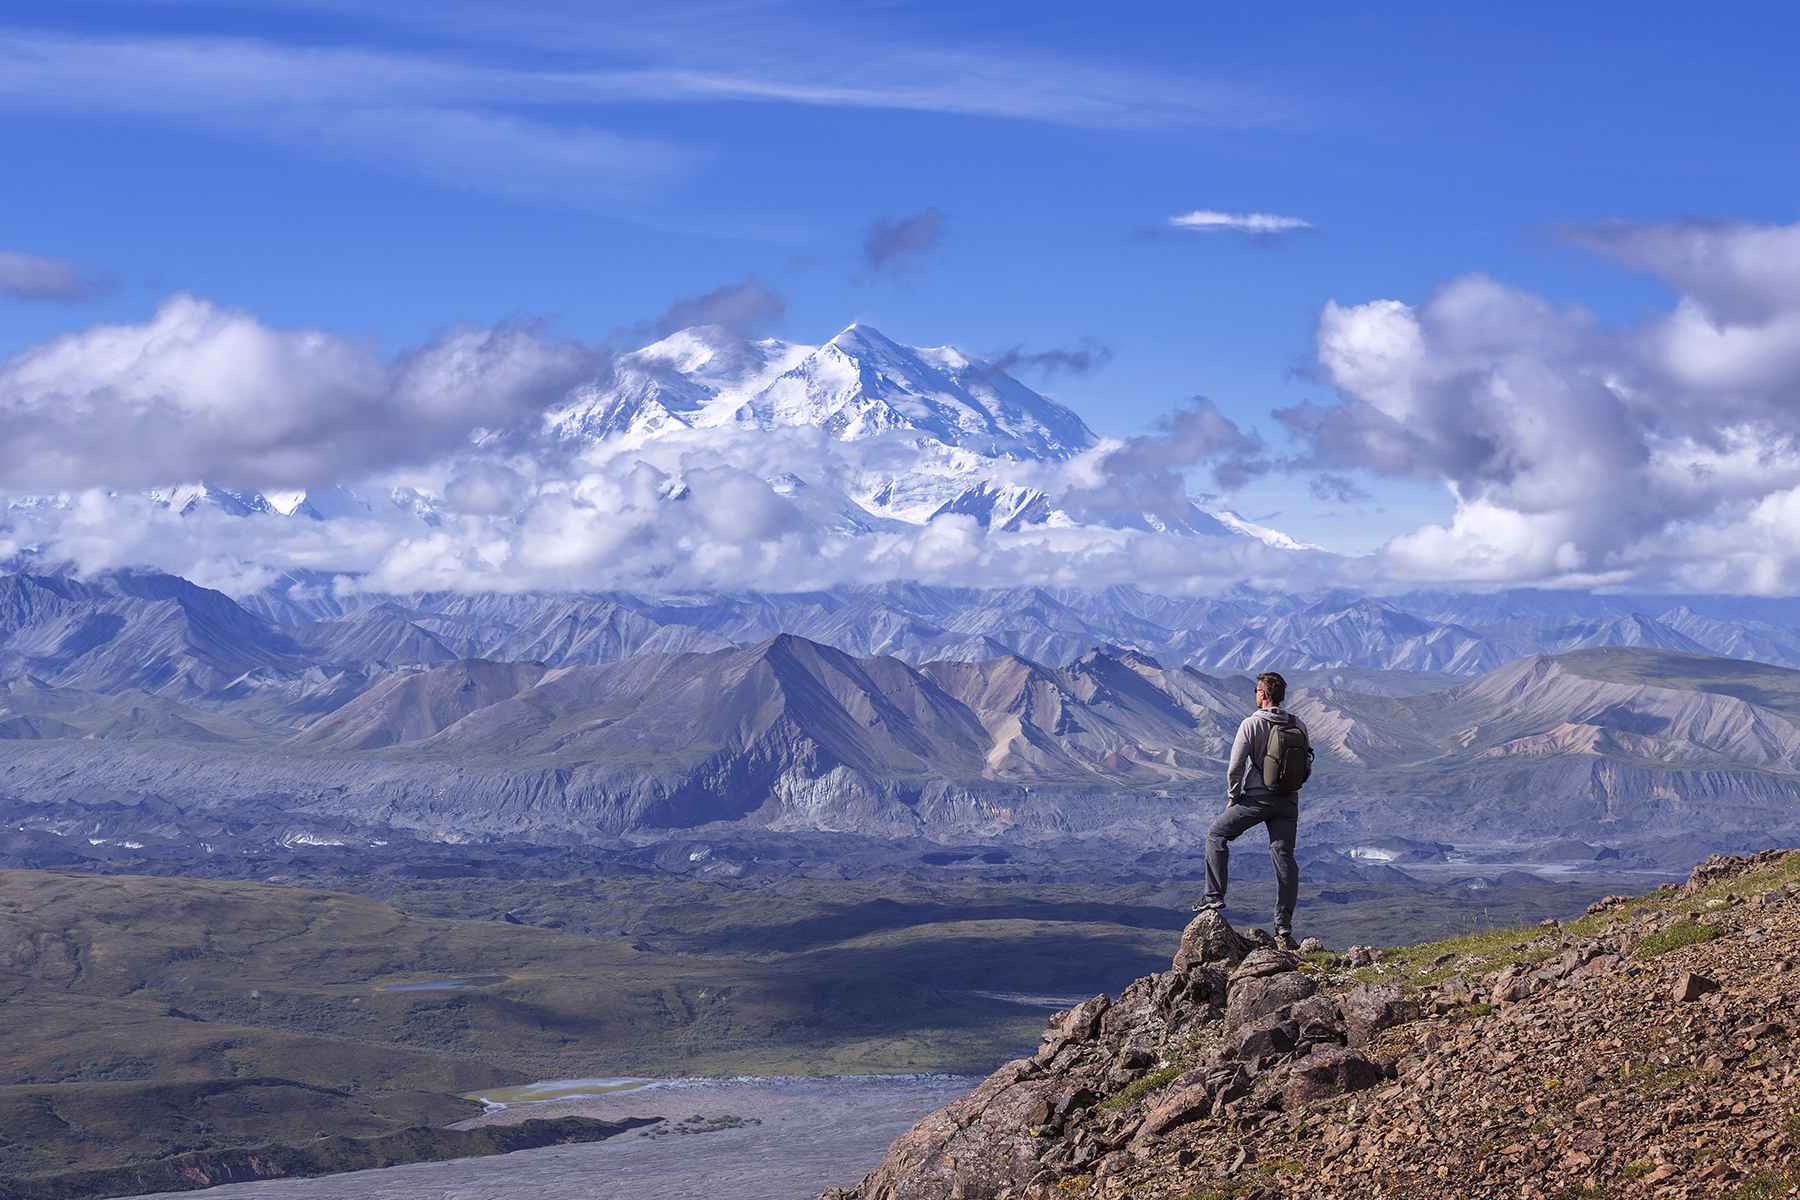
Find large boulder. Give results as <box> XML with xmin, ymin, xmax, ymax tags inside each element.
<box><xmin>1136</xmin><ymin>1082</ymin><xmax>1214</xmax><ymax>1140</ymax></box>
<box><xmin>1286</xmin><ymin>994</ymin><xmax>1349</xmax><ymax>1049</ymax></box>
<box><xmin>1490</xmin><ymin>963</ymin><xmax>1543</xmax><ymax>1005</ymax></box>
<box><xmin>1672</xmin><ymin>972</ymin><xmax>1719</xmax><ymax>1003</ymax></box>
<box><xmin>1034</xmin><ymin>994</ymin><xmax>1109</xmax><ymax>1064</ymax></box>
<box><xmin>1230</xmin><ymin>947</ymin><xmax>1301</xmax><ymax>982</ymax></box>
<box><xmin>1173</xmin><ymin>910</ymin><xmax>1264</xmax><ymax>971</ymax></box>
<box><xmin>1226</xmin><ymin>1010</ymin><xmax>1299</xmax><ymax>1064</ymax></box>
<box><xmin>1280</xmin><ymin>1046</ymin><xmax>1387</xmax><ymax>1108</ymax></box>
<box><xmin>1133</xmin><ymin>1064</ymin><xmax>1251</xmax><ymax>1143</ymax></box>
<box><xmin>1338</xmin><ymin>984</ymin><xmax>1420</xmax><ymax>1048</ymax></box>
<box><xmin>1227</xmin><ymin>970</ymin><xmax>1317</xmax><ymax>1030</ymax></box>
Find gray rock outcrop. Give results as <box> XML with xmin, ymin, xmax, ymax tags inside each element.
<box><xmin>825</xmin><ymin>912</ymin><xmax>1407</xmax><ymax>1200</ymax></box>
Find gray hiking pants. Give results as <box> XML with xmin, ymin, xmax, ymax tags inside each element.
<box><xmin>1203</xmin><ymin>797</ymin><xmax>1299</xmax><ymax>931</ymax></box>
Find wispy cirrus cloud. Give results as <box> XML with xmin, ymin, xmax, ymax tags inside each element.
<box><xmin>0</xmin><ymin>250</ymin><xmax>108</xmax><ymax>303</ymax></box>
<box><xmin>0</xmin><ymin>13</ymin><xmax>1293</xmax><ymax>208</ymax></box>
<box><xmin>64</xmin><ymin>0</ymin><xmax>1292</xmax><ymax>131</ymax></box>
<box><xmin>0</xmin><ymin>31</ymin><xmax>699</xmax><ymax>205</ymax></box>
<box><xmin>1169</xmin><ymin>210</ymin><xmax>1314</xmax><ymax>236</ymax></box>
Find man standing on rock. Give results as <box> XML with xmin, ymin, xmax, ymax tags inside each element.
<box><xmin>1196</xmin><ymin>671</ymin><xmax>1313</xmax><ymax>951</ymax></box>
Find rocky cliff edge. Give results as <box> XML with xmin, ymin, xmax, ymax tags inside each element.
<box><xmin>826</xmin><ymin>850</ymin><xmax>1800</xmax><ymax>1199</ymax></box>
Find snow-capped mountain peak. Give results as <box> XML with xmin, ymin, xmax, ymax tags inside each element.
<box><xmin>629</xmin><ymin>325</ymin><xmax>806</xmax><ymax>392</ymax></box>
<box><xmin>47</xmin><ymin>322</ymin><xmax>1320</xmax><ymax>558</ymax></box>
<box><xmin>753</xmin><ymin>323</ymin><xmax>1097</xmax><ymax>460</ymax></box>
<box><xmin>537</xmin><ymin>324</ymin><xmax>1323</xmax><ymax>546</ymax></box>
<box><xmin>264</xmin><ymin>486</ymin><xmax>373</xmax><ymax>521</ymax></box>
<box><xmin>146</xmin><ymin>483</ymin><xmax>274</xmax><ymax>517</ymax></box>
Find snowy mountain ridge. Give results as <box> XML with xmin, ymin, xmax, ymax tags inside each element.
<box><xmin>27</xmin><ymin>322</ymin><xmax>1309</xmax><ymax>554</ymax></box>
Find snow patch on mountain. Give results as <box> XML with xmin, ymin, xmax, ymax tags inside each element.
<box><xmin>1208</xmin><ymin>509</ymin><xmax>1323</xmax><ymax>551</ymax></box>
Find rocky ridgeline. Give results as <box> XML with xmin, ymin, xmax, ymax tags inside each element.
<box><xmin>827</xmin><ymin>850</ymin><xmax>1800</xmax><ymax>1200</ymax></box>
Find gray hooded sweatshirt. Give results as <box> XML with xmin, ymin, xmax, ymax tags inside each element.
<box><xmin>1226</xmin><ymin>706</ymin><xmax>1308</xmax><ymax>803</ymax></box>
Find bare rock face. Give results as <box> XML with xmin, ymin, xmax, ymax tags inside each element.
<box><xmin>1287</xmin><ymin>994</ymin><xmax>1347</xmax><ymax>1047</ymax></box>
<box><xmin>1230</xmin><ymin>947</ymin><xmax>1301</xmax><ymax>982</ymax></box>
<box><xmin>830</xmin><ymin>1058</ymin><xmax>1060</xmax><ymax>1200</ymax></box>
<box><xmin>1134</xmin><ymin>1064</ymin><xmax>1251</xmax><ymax>1142</ymax></box>
<box><xmin>1137</xmin><ymin>1081</ymin><xmax>1214</xmax><ymax>1140</ymax></box>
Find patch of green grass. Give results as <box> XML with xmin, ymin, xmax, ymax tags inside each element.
<box><xmin>1176</xmin><ymin>1164</ymin><xmax>1298</xmax><ymax>1199</ymax></box>
<box><xmin>1354</xmin><ymin>850</ymin><xmax>1799</xmax><ymax>994</ymax></box>
<box><xmin>1055</xmin><ymin>1173</ymin><xmax>1094</xmax><ymax>1195</ymax></box>
<box><xmin>1575</xmin><ymin>852</ymin><xmax>1800</xmax><ymax>938</ymax></box>
<box><xmin>1358</xmin><ymin>925</ymin><xmax>1558</xmax><ymax>988</ymax></box>
<box><xmin>1466</xmin><ymin>1001</ymin><xmax>1497</xmax><ymax>1018</ymax></box>
<box><xmin>1633</xmin><ymin>918</ymin><xmax>1723</xmax><ymax>958</ymax></box>
<box><xmin>1100</xmin><ymin>1063</ymin><xmax>1183</xmax><ymax>1112</ymax></box>
<box><xmin>1620</xmin><ymin>1159</ymin><xmax>1655</xmax><ymax>1181</ymax></box>
<box><xmin>1635</xmin><ymin>1064</ymin><xmax>1698</xmax><ymax>1093</ymax></box>
<box><xmin>1181</xmin><ymin>1187</ymin><xmax>1245</xmax><ymax>1200</ymax></box>
<box><xmin>1726</xmin><ymin>1170</ymin><xmax>1800</xmax><ymax>1200</ymax></box>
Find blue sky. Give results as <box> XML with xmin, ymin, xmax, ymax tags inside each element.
<box><xmin>3</xmin><ymin>2</ymin><xmax>1798</xmax><ymax>562</ymax></box>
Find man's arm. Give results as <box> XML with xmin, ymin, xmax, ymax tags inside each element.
<box><xmin>1225</xmin><ymin>718</ymin><xmax>1251</xmax><ymax>802</ymax></box>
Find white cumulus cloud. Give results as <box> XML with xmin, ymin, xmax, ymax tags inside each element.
<box><xmin>1278</xmin><ymin>220</ymin><xmax>1800</xmax><ymax>593</ymax></box>
<box><xmin>0</xmin><ymin>294</ymin><xmax>599</xmax><ymax>490</ymax></box>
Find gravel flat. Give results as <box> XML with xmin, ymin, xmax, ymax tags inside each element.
<box><xmin>140</xmin><ymin>1075</ymin><xmax>976</xmax><ymax>1200</ymax></box>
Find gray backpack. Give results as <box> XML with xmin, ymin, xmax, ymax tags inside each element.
<box><xmin>1261</xmin><ymin>717</ymin><xmax>1314</xmax><ymax>794</ymax></box>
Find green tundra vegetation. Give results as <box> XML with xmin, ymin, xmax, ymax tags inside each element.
<box><xmin>0</xmin><ymin>865</ymin><xmax>1634</xmax><ymax>1183</ymax></box>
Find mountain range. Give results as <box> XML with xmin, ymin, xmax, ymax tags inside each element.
<box><xmin>3</xmin><ymin>568</ymin><xmax>1800</xmax><ymax>857</ymax></box>
<box><xmin>240</xmin><ymin>573</ymin><xmax>1800</xmax><ymax>674</ymax></box>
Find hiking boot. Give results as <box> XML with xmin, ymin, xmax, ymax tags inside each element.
<box><xmin>1274</xmin><ymin>929</ymin><xmax>1300</xmax><ymax>952</ymax></box>
<box><xmin>1192</xmin><ymin>899</ymin><xmax>1225</xmax><ymax>915</ymax></box>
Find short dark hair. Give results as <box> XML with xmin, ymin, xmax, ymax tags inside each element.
<box><xmin>1256</xmin><ymin>672</ymin><xmax>1287</xmax><ymax>705</ymax></box>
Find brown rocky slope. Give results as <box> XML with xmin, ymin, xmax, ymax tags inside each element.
<box><xmin>826</xmin><ymin>850</ymin><xmax>1800</xmax><ymax>1199</ymax></box>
